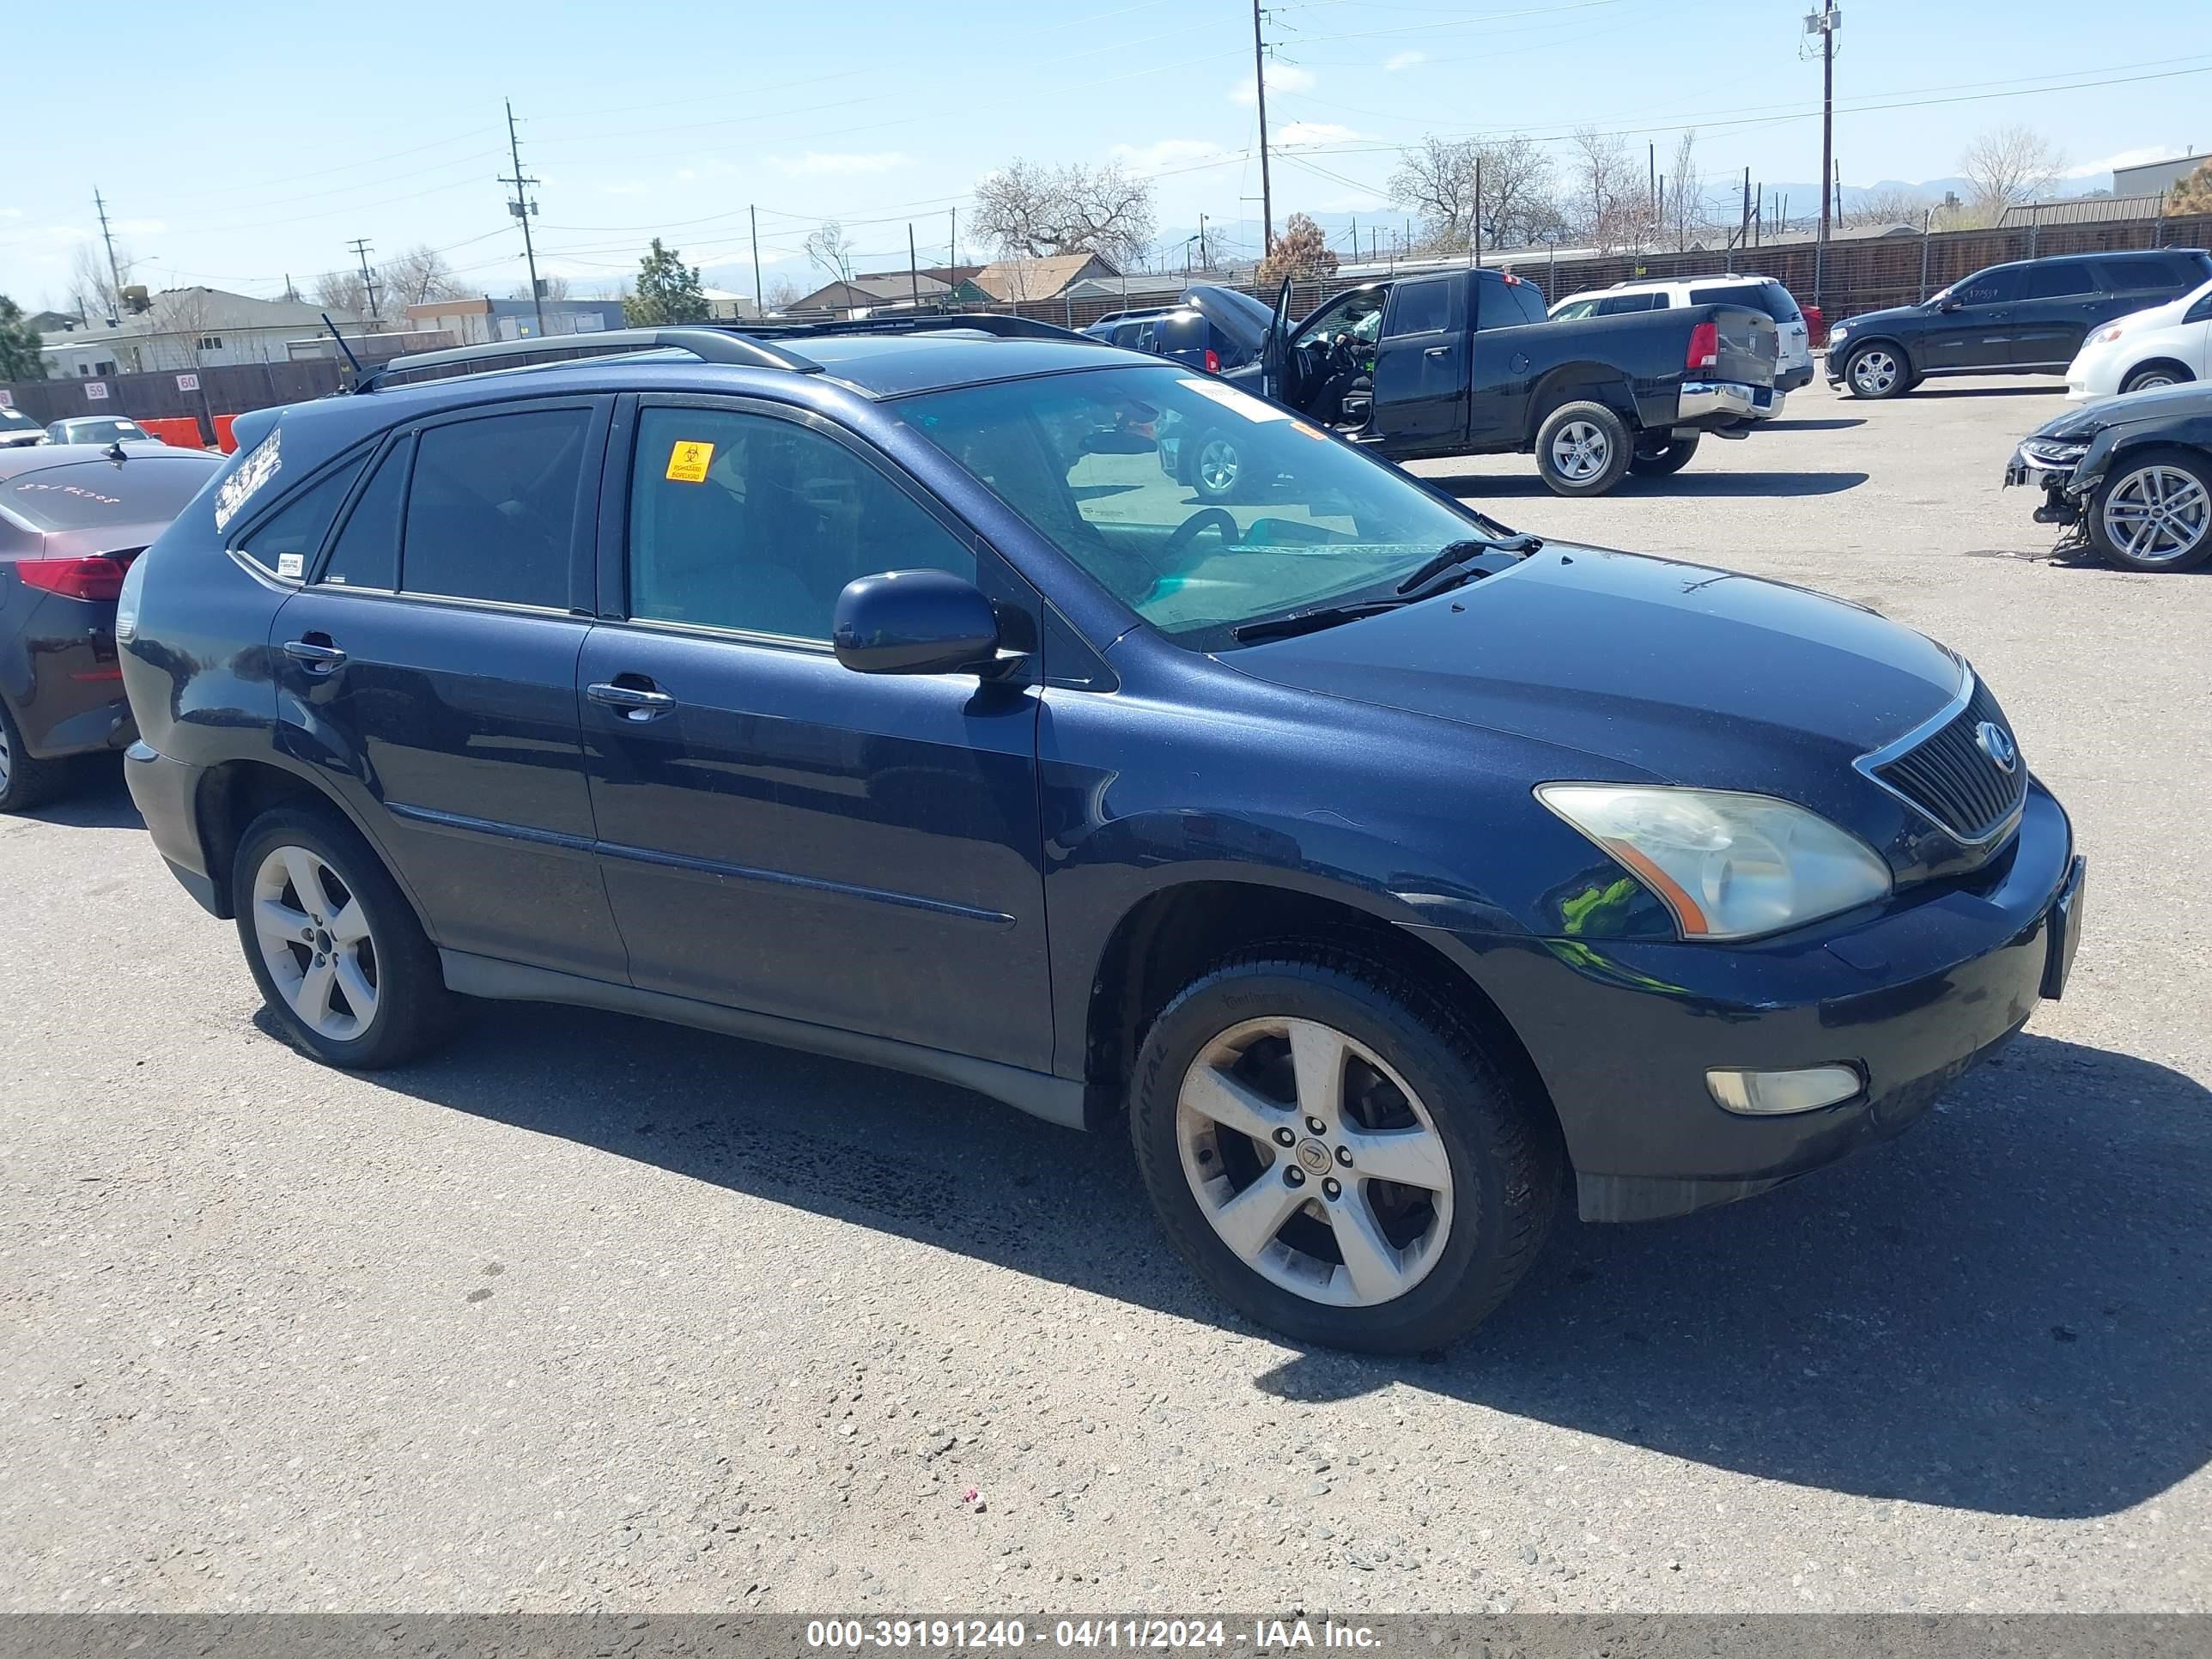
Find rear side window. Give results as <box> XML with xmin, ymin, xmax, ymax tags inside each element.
<box><xmin>319</xmin><ymin>441</ymin><xmax>409</xmax><ymax>590</ymax></box>
<box><xmin>1690</xmin><ymin>283</ymin><xmax>1802</xmax><ymax>322</ymax></box>
<box><xmin>1488</xmin><ymin>279</ymin><xmax>1549</xmax><ymax>325</ymax></box>
<box><xmin>2100</xmin><ymin>254</ymin><xmax>2208</xmax><ymax>291</ymax></box>
<box><xmin>238</xmin><ymin>456</ymin><xmax>368</xmax><ymax>574</ymax></box>
<box><xmin>401</xmin><ymin>407</ymin><xmax>589</xmax><ymax>609</ymax></box>
<box><xmin>2020</xmin><ymin>262</ymin><xmax>2095</xmax><ymax>299</ymax></box>
<box><xmin>1385</xmin><ymin>279</ymin><xmax>1452</xmax><ymax>337</ymax></box>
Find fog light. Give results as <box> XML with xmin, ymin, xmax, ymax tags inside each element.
<box><xmin>1706</xmin><ymin>1064</ymin><xmax>1861</xmax><ymax>1115</ymax></box>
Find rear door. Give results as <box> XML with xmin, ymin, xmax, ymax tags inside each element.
<box><xmin>2009</xmin><ymin>259</ymin><xmax>2102</xmax><ymax>367</ymax></box>
<box><xmin>267</xmin><ymin>396</ymin><xmax>629</xmax><ymax>981</ymax></box>
<box><xmin>1923</xmin><ymin>264</ymin><xmax>2023</xmax><ymax>369</ymax></box>
<box><xmin>576</xmin><ymin>395</ymin><xmax>1054</xmax><ymax>1068</ymax></box>
<box><xmin>1369</xmin><ymin>276</ymin><xmax>1465</xmax><ymax>448</ymax></box>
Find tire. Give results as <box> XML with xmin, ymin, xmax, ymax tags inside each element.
<box><xmin>2086</xmin><ymin>447</ymin><xmax>2212</xmax><ymax>572</ymax></box>
<box><xmin>1842</xmin><ymin>342</ymin><xmax>1911</xmax><ymax>399</ymax></box>
<box><xmin>1188</xmin><ymin>428</ymin><xmax>1244</xmax><ymax>504</ymax></box>
<box><xmin>232</xmin><ymin>805</ymin><xmax>457</xmax><ymax>1069</ymax></box>
<box><xmin>0</xmin><ymin>696</ymin><xmax>71</xmax><ymax>814</ymax></box>
<box><xmin>1534</xmin><ymin>401</ymin><xmax>1633</xmax><ymax>497</ymax></box>
<box><xmin>1628</xmin><ymin>433</ymin><xmax>1702</xmax><ymax>477</ymax></box>
<box><xmin>2119</xmin><ymin>362</ymin><xmax>2193</xmax><ymax>396</ymax></box>
<box><xmin>1128</xmin><ymin>945</ymin><xmax>1562</xmax><ymax>1354</ymax></box>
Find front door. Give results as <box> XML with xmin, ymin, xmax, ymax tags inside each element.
<box><xmin>1369</xmin><ymin>276</ymin><xmax>1465</xmax><ymax>451</ymax></box>
<box><xmin>267</xmin><ymin>398</ymin><xmax>629</xmax><ymax>980</ymax></box>
<box><xmin>1921</xmin><ymin>264</ymin><xmax>2023</xmax><ymax>370</ymax></box>
<box><xmin>579</xmin><ymin>397</ymin><xmax>1054</xmax><ymax>1070</ymax></box>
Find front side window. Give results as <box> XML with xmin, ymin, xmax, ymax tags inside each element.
<box><xmin>628</xmin><ymin>406</ymin><xmax>974</xmax><ymax>642</ymax></box>
<box><xmin>902</xmin><ymin>366</ymin><xmax>1497</xmax><ymax>652</ymax></box>
<box><xmin>1294</xmin><ymin>290</ymin><xmax>1383</xmax><ymax>351</ymax></box>
<box><xmin>1947</xmin><ymin>266</ymin><xmax>2023</xmax><ymax>306</ymax></box>
<box><xmin>1595</xmin><ymin>292</ymin><xmax>1663</xmax><ymax>316</ymax></box>
<box><xmin>401</xmin><ymin>406</ymin><xmax>589</xmax><ymax>609</ymax></box>
<box><xmin>1549</xmin><ymin>297</ymin><xmax>1601</xmax><ymax>321</ymax></box>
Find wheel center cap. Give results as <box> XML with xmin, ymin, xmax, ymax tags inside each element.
<box><xmin>1295</xmin><ymin>1138</ymin><xmax>1332</xmax><ymax>1176</ymax></box>
<box><xmin>313</xmin><ymin>928</ymin><xmax>333</xmax><ymax>953</ymax></box>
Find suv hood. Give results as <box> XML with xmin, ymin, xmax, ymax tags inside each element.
<box><xmin>1225</xmin><ymin>544</ymin><xmax>1965</xmax><ymax>793</ymax></box>
<box><xmin>1835</xmin><ymin>302</ymin><xmax>1927</xmax><ymax>333</ymax></box>
<box><xmin>2033</xmin><ymin>378</ymin><xmax>2212</xmax><ymax>440</ymax></box>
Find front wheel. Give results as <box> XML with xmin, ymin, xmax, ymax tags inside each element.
<box><xmin>1842</xmin><ymin>343</ymin><xmax>1910</xmax><ymax>398</ymax></box>
<box><xmin>2087</xmin><ymin>449</ymin><xmax>2211</xmax><ymax>571</ymax></box>
<box><xmin>1629</xmin><ymin>433</ymin><xmax>1702</xmax><ymax>477</ymax></box>
<box><xmin>1129</xmin><ymin>947</ymin><xmax>1561</xmax><ymax>1353</ymax></box>
<box><xmin>233</xmin><ymin>805</ymin><xmax>457</xmax><ymax>1068</ymax></box>
<box><xmin>2119</xmin><ymin>363</ymin><xmax>2192</xmax><ymax>396</ymax></box>
<box><xmin>1534</xmin><ymin>401</ymin><xmax>1633</xmax><ymax>496</ymax></box>
<box><xmin>1188</xmin><ymin>428</ymin><xmax>1244</xmax><ymax>504</ymax></box>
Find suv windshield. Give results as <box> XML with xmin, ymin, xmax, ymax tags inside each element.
<box><xmin>901</xmin><ymin>366</ymin><xmax>1498</xmax><ymax>650</ymax></box>
<box><xmin>1</xmin><ymin>456</ymin><xmax>213</xmax><ymax>531</ymax></box>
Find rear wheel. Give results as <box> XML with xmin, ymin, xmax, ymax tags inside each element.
<box><xmin>2087</xmin><ymin>448</ymin><xmax>2211</xmax><ymax>572</ymax></box>
<box><xmin>1629</xmin><ymin>433</ymin><xmax>1702</xmax><ymax>477</ymax></box>
<box><xmin>1189</xmin><ymin>428</ymin><xmax>1244</xmax><ymax>503</ymax></box>
<box><xmin>1534</xmin><ymin>401</ymin><xmax>1633</xmax><ymax>497</ymax></box>
<box><xmin>0</xmin><ymin>698</ymin><xmax>70</xmax><ymax>813</ymax></box>
<box><xmin>233</xmin><ymin>805</ymin><xmax>457</xmax><ymax>1068</ymax></box>
<box><xmin>1843</xmin><ymin>343</ymin><xmax>1910</xmax><ymax>398</ymax></box>
<box><xmin>1129</xmin><ymin>946</ymin><xmax>1561</xmax><ymax>1353</ymax></box>
<box><xmin>2119</xmin><ymin>362</ymin><xmax>2192</xmax><ymax>396</ymax></box>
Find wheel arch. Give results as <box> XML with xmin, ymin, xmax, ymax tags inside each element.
<box><xmin>1842</xmin><ymin>335</ymin><xmax>1914</xmax><ymax>374</ymax></box>
<box><xmin>192</xmin><ymin>756</ymin><xmax>431</xmax><ymax>934</ymax></box>
<box><xmin>1081</xmin><ymin>877</ymin><xmax>1560</xmax><ymax>1151</ymax></box>
<box><xmin>2122</xmin><ymin>357</ymin><xmax>2197</xmax><ymax>390</ymax></box>
<box><xmin>1524</xmin><ymin>368</ymin><xmax>1638</xmax><ymax>441</ymax></box>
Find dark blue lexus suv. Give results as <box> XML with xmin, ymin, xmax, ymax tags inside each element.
<box><xmin>117</xmin><ymin>318</ymin><xmax>2085</xmax><ymax>1353</ymax></box>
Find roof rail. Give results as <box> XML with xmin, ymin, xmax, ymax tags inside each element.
<box><xmin>356</xmin><ymin>326</ymin><xmax>820</xmax><ymax>392</ymax></box>
<box><xmin>738</xmin><ymin>313</ymin><xmax>1089</xmax><ymax>343</ymax></box>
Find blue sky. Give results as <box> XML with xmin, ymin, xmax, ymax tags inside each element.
<box><xmin>4</xmin><ymin>0</ymin><xmax>2208</xmax><ymax>309</ymax></box>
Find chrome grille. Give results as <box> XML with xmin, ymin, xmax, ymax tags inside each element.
<box><xmin>1866</xmin><ymin>677</ymin><xmax>2026</xmax><ymax>843</ymax></box>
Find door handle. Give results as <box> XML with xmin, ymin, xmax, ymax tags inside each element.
<box><xmin>1425</xmin><ymin>345</ymin><xmax>1451</xmax><ymax>358</ymax></box>
<box><xmin>282</xmin><ymin>638</ymin><xmax>346</xmax><ymax>672</ymax></box>
<box><xmin>587</xmin><ymin>679</ymin><xmax>677</xmax><ymax>720</ymax></box>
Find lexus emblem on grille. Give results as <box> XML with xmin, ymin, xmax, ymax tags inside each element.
<box><xmin>1976</xmin><ymin>720</ymin><xmax>2019</xmax><ymax>773</ymax></box>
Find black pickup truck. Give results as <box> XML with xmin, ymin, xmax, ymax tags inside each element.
<box><xmin>1175</xmin><ymin>271</ymin><xmax>1779</xmax><ymax>497</ymax></box>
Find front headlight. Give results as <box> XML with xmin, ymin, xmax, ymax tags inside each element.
<box><xmin>2022</xmin><ymin>438</ymin><xmax>2091</xmax><ymax>466</ymax></box>
<box><xmin>2091</xmin><ymin>324</ymin><xmax>2126</xmax><ymax>345</ymax></box>
<box><xmin>1536</xmin><ymin>784</ymin><xmax>1892</xmax><ymax>941</ymax></box>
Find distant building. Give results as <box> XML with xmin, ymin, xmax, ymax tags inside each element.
<box><xmin>2113</xmin><ymin>153</ymin><xmax>2206</xmax><ymax>199</ymax></box>
<box><xmin>969</xmin><ymin>253</ymin><xmax>1121</xmax><ymax>302</ymax></box>
<box><xmin>698</xmin><ymin>287</ymin><xmax>762</xmax><ymax>321</ymax></box>
<box><xmin>1997</xmin><ymin>194</ymin><xmax>2167</xmax><ymax>228</ymax></box>
<box><xmin>38</xmin><ymin>288</ymin><xmax>369</xmax><ymax>377</ymax></box>
<box><xmin>784</xmin><ymin>272</ymin><xmax>958</xmax><ymax>314</ymax></box>
<box><xmin>23</xmin><ymin>310</ymin><xmax>83</xmax><ymax>337</ymax></box>
<box><xmin>402</xmin><ymin>295</ymin><xmax>628</xmax><ymax>343</ymax></box>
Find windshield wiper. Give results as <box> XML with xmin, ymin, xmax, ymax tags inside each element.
<box><xmin>1393</xmin><ymin>533</ymin><xmax>1542</xmax><ymax>596</ymax></box>
<box><xmin>1230</xmin><ymin>600</ymin><xmax>1403</xmax><ymax>645</ymax></box>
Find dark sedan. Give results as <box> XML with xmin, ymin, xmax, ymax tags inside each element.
<box><xmin>0</xmin><ymin>443</ymin><xmax>222</xmax><ymax>809</ymax></box>
<box><xmin>2007</xmin><ymin>380</ymin><xmax>2212</xmax><ymax>569</ymax></box>
<box><xmin>1827</xmin><ymin>248</ymin><xmax>2212</xmax><ymax>398</ymax></box>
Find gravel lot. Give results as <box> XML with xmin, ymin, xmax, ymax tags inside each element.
<box><xmin>3</xmin><ymin>375</ymin><xmax>2208</xmax><ymax>1615</ymax></box>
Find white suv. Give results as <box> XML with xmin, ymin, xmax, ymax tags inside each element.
<box><xmin>1551</xmin><ymin>275</ymin><xmax>1814</xmax><ymax>393</ymax></box>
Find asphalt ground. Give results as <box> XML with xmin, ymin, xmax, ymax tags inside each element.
<box><xmin>3</xmin><ymin>374</ymin><xmax>2207</xmax><ymax>1614</ymax></box>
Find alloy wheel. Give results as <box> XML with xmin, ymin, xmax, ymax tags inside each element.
<box><xmin>1850</xmin><ymin>349</ymin><xmax>1899</xmax><ymax>396</ymax></box>
<box><xmin>1197</xmin><ymin>436</ymin><xmax>1241</xmax><ymax>495</ymax></box>
<box><xmin>2102</xmin><ymin>465</ymin><xmax>2209</xmax><ymax>565</ymax></box>
<box><xmin>1549</xmin><ymin>420</ymin><xmax>1610</xmax><ymax>482</ymax></box>
<box><xmin>1175</xmin><ymin>1016</ymin><xmax>1455</xmax><ymax>1308</ymax></box>
<box><xmin>252</xmin><ymin>844</ymin><xmax>380</xmax><ymax>1042</ymax></box>
<box><xmin>0</xmin><ymin>719</ymin><xmax>11</xmax><ymax>795</ymax></box>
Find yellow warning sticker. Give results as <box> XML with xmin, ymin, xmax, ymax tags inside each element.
<box><xmin>665</xmin><ymin>440</ymin><xmax>714</xmax><ymax>483</ymax></box>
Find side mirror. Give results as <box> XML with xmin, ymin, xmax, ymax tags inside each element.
<box><xmin>833</xmin><ymin>569</ymin><xmax>1001</xmax><ymax>677</ymax></box>
<box><xmin>1936</xmin><ymin>298</ymin><xmax>1964</xmax><ymax>313</ymax></box>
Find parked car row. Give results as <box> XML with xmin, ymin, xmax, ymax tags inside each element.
<box><xmin>0</xmin><ymin>413</ymin><xmax>167</xmax><ymax>449</ymax></box>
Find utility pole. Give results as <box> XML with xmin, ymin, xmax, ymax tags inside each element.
<box><xmin>950</xmin><ymin>206</ymin><xmax>958</xmax><ymax>272</ymax></box>
<box><xmin>750</xmin><ymin>205</ymin><xmax>763</xmax><ymax>316</ymax></box>
<box><xmin>908</xmin><ymin>224</ymin><xmax>921</xmax><ymax>309</ymax></box>
<box><xmin>1198</xmin><ymin>212</ymin><xmax>1208</xmax><ymax>270</ymax></box>
<box><xmin>347</xmin><ymin>238</ymin><xmax>380</xmax><ymax>325</ymax></box>
<box><xmin>94</xmin><ymin>188</ymin><xmax>125</xmax><ymax>318</ymax></box>
<box><xmin>1740</xmin><ymin>167</ymin><xmax>1751</xmax><ymax>252</ymax></box>
<box><xmin>1810</xmin><ymin>0</ymin><xmax>1838</xmax><ymax>312</ymax></box>
<box><xmin>1251</xmin><ymin>0</ymin><xmax>1274</xmax><ymax>256</ymax></box>
<box><xmin>1472</xmin><ymin>155</ymin><xmax>1483</xmax><ymax>268</ymax></box>
<box><xmin>1649</xmin><ymin>143</ymin><xmax>1657</xmax><ymax>230</ymax></box>
<box><xmin>501</xmin><ymin>98</ymin><xmax>546</xmax><ymax>337</ymax></box>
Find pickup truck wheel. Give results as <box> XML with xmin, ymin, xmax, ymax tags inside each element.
<box><xmin>2088</xmin><ymin>448</ymin><xmax>2212</xmax><ymax>571</ymax></box>
<box><xmin>1629</xmin><ymin>434</ymin><xmax>1701</xmax><ymax>477</ymax></box>
<box><xmin>1128</xmin><ymin>946</ymin><xmax>1562</xmax><ymax>1354</ymax></box>
<box><xmin>1843</xmin><ymin>343</ymin><xmax>1910</xmax><ymax>398</ymax></box>
<box><xmin>1534</xmin><ymin>402</ymin><xmax>1633</xmax><ymax>496</ymax></box>
<box><xmin>1189</xmin><ymin>429</ymin><xmax>1244</xmax><ymax>503</ymax></box>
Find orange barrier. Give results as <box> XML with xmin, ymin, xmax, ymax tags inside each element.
<box><xmin>138</xmin><ymin>416</ymin><xmax>209</xmax><ymax>450</ymax></box>
<box><xmin>213</xmin><ymin>414</ymin><xmax>239</xmax><ymax>453</ymax></box>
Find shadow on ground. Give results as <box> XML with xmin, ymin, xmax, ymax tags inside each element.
<box><xmin>360</xmin><ymin>997</ymin><xmax>2209</xmax><ymax>1522</ymax></box>
<box><xmin>1427</xmin><ymin>470</ymin><xmax>1870</xmax><ymax>499</ymax></box>
<box><xmin>8</xmin><ymin>759</ymin><xmax>140</xmax><ymax>831</ymax></box>
<box><xmin>1760</xmin><ymin>417</ymin><xmax>1865</xmax><ymax>432</ymax></box>
<box><xmin>1910</xmin><ymin>385</ymin><xmax>2068</xmax><ymax>399</ymax></box>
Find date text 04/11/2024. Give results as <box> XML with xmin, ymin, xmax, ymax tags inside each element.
<box><xmin>803</xmin><ymin>1620</ymin><xmax>1381</xmax><ymax>1650</ymax></box>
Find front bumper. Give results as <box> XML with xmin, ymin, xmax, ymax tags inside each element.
<box><xmin>2004</xmin><ymin>441</ymin><xmax>2098</xmax><ymax>525</ymax></box>
<box><xmin>1416</xmin><ymin>783</ymin><xmax>2080</xmax><ymax>1223</ymax></box>
<box><xmin>1675</xmin><ymin>380</ymin><xmax>1781</xmax><ymax>427</ymax></box>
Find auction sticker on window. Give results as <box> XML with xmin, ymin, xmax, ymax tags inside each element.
<box><xmin>213</xmin><ymin>427</ymin><xmax>283</xmax><ymax>532</ymax></box>
<box><xmin>665</xmin><ymin>440</ymin><xmax>715</xmax><ymax>483</ymax></box>
<box><xmin>1176</xmin><ymin>377</ymin><xmax>1291</xmax><ymax>422</ymax></box>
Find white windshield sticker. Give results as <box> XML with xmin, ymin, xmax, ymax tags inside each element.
<box><xmin>212</xmin><ymin>428</ymin><xmax>282</xmax><ymax>532</ymax></box>
<box><xmin>1176</xmin><ymin>377</ymin><xmax>1292</xmax><ymax>422</ymax></box>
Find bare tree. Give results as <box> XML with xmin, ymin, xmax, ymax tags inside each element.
<box><xmin>1565</xmin><ymin>126</ymin><xmax>1651</xmax><ymax>251</ymax></box>
<box><xmin>805</xmin><ymin>222</ymin><xmax>856</xmax><ymax>286</ymax></box>
<box><xmin>1842</xmin><ymin>184</ymin><xmax>1932</xmax><ymax>229</ymax></box>
<box><xmin>311</xmin><ymin>269</ymin><xmax>369</xmax><ymax>316</ymax></box>
<box><xmin>1388</xmin><ymin>137</ymin><xmax>1481</xmax><ymax>248</ymax></box>
<box><xmin>380</xmin><ymin>244</ymin><xmax>466</xmax><ymax>313</ymax></box>
<box><xmin>1480</xmin><ymin>135</ymin><xmax>1562</xmax><ymax>250</ymax></box>
<box><xmin>971</xmin><ymin>159</ymin><xmax>1156</xmax><ymax>266</ymax></box>
<box><xmin>1665</xmin><ymin>129</ymin><xmax>1705</xmax><ymax>250</ymax></box>
<box><xmin>1960</xmin><ymin>125</ymin><xmax>2066</xmax><ymax>225</ymax></box>
<box><xmin>764</xmin><ymin>275</ymin><xmax>804</xmax><ymax>312</ymax></box>
<box><xmin>158</xmin><ymin>288</ymin><xmax>219</xmax><ymax>370</ymax></box>
<box><xmin>1391</xmin><ymin>134</ymin><xmax>1564</xmax><ymax>253</ymax></box>
<box><xmin>67</xmin><ymin>239</ymin><xmax>137</xmax><ymax>323</ymax></box>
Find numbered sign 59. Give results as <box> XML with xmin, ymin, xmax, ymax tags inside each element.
<box><xmin>85</xmin><ymin>381</ymin><xmax>110</xmax><ymax>402</ymax></box>
<box><xmin>176</xmin><ymin>373</ymin><xmax>200</xmax><ymax>392</ymax></box>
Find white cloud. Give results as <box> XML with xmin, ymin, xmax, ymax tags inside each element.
<box><xmin>2063</xmin><ymin>145</ymin><xmax>2191</xmax><ymax>179</ymax></box>
<box><xmin>1384</xmin><ymin>51</ymin><xmax>1425</xmax><ymax>71</ymax></box>
<box><xmin>770</xmin><ymin>151</ymin><xmax>912</xmax><ymax>177</ymax></box>
<box><xmin>1277</xmin><ymin>121</ymin><xmax>1358</xmax><ymax>147</ymax></box>
<box><xmin>1230</xmin><ymin>63</ymin><xmax>1316</xmax><ymax>106</ymax></box>
<box><xmin>1109</xmin><ymin>138</ymin><xmax>1236</xmax><ymax>176</ymax></box>
<box><xmin>0</xmin><ymin>207</ymin><xmax>23</xmax><ymax>219</ymax></box>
